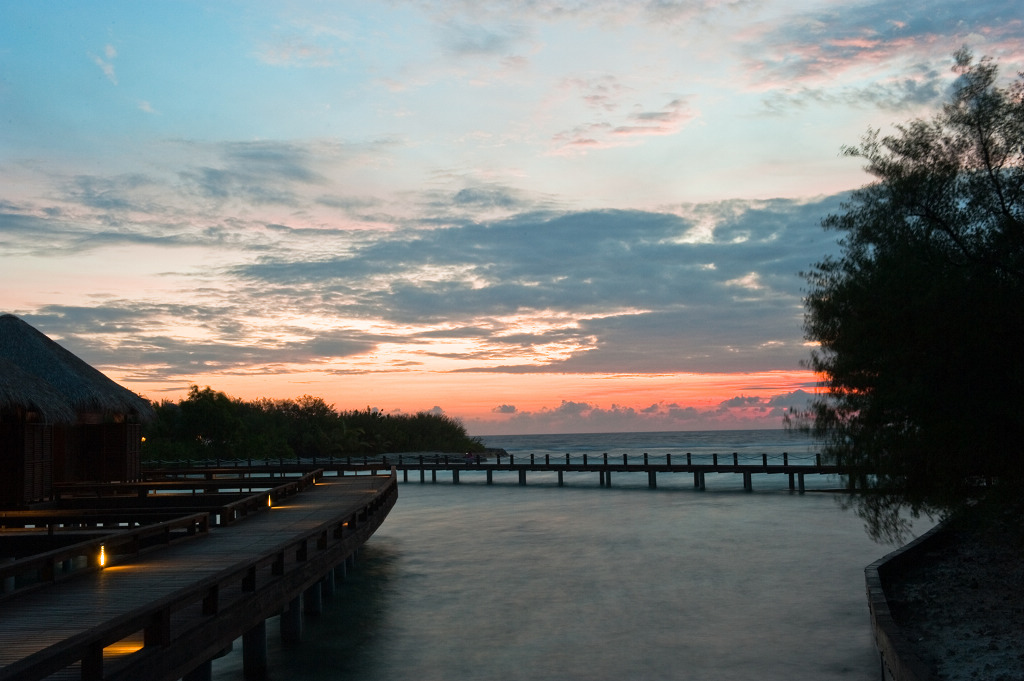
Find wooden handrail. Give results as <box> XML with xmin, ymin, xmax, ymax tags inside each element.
<box><xmin>0</xmin><ymin>513</ymin><xmax>210</xmax><ymax>598</ymax></box>
<box><xmin>0</xmin><ymin>473</ymin><xmax>398</xmax><ymax>681</ymax></box>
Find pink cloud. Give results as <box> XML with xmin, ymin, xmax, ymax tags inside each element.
<box><xmin>551</xmin><ymin>97</ymin><xmax>697</xmax><ymax>154</ymax></box>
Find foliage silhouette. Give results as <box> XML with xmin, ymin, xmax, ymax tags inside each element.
<box><xmin>799</xmin><ymin>50</ymin><xmax>1024</xmax><ymax>542</ymax></box>
<box><xmin>142</xmin><ymin>386</ymin><xmax>483</xmax><ymax>461</ymax></box>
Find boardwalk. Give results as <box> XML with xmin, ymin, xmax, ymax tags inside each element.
<box><xmin>0</xmin><ymin>474</ymin><xmax>396</xmax><ymax>681</ymax></box>
<box><xmin>150</xmin><ymin>451</ymin><xmax>840</xmax><ymax>493</ymax></box>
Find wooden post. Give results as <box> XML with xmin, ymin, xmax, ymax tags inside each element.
<box><xmin>644</xmin><ymin>452</ymin><xmax>648</xmax><ymax>465</ymax></box>
<box><xmin>783</xmin><ymin>452</ymin><xmax>788</xmax><ymax>466</ymax></box>
<box><xmin>648</xmin><ymin>471</ymin><xmax>657</xmax><ymax>488</ymax></box>
<box><xmin>557</xmin><ymin>470</ymin><xmax>564</xmax><ymax>486</ymax></box>
<box><xmin>788</xmin><ymin>473</ymin><xmax>795</xmax><ymax>491</ymax></box>
<box><xmin>304</xmin><ymin>581</ymin><xmax>323</xmax><ymax>615</ymax></box>
<box><xmin>145</xmin><ymin>608</ymin><xmax>172</xmax><ymax>647</ymax></box>
<box><xmin>713</xmin><ymin>453</ymin><xmax>718</xmax><ymax>466</ymax></box>
<box><xmin>798</xmin><ymin>473</ymin><xmax>805</xmax><ymax>493</ymax></box>
<box><xmin>183</xmin><ymin>660</ymin><xmax>213</xmax><ymax>681</ymax></box>
<box><xmin>322</xmin><ymin>569</ymin><xmax>336</xmax><ymax>598</ymax></box>
<box><xmin>419</xmin><ymin>468</ymin><xmax>425</xmax><ymax>484</ymax></box>
<box><xmin>693</xmin><ymin>471</ymin><xmax>700</xmax><ymax>488</ymax></box>
<box><xmin>518</xmin><ymin>469</ymin><xmax>527</xmax><ymax>486</ymax></box>
<box><xmin>452</xmin><ymin>469</ymin><xmax>460</xmax><ymax>484</ymax></box>
<box><xmin>486</xmin><ymin>469</ymin><xmax>493</xmax><ymax>485</ymax></box>
<box><xmin>733</xmin><ymin>452</ymin><xmax>738</xmax><ymax>466</ymax></box>
<box><xmin>762</xmin><ymin>453</ymin><xmax>768</xmax><ymax>467</ymax></box>
<box><xmin>403</xmin><ymin>469</ymin><xmax>408</xmax><ymax>483</ymax></box>
<box><xmin>431</xmin><ymin>469</ymin><xmax>437</xmax><ymax>483</ymax></box>
<box><xmin>2</xmin><ymin>558</ymin><xmax>14</xmax><ymax>593</ymax></box>
<box><xmin>82</xmin><ymin>641</ymin><xmax>103</xmax><ymax>681</ymax></box>
<box><xmin>743</xmin><ymin>472</ymin><xmax>752</xmax><ymax>492</ymax></box>
<box><xmin>699</xmin><ymin>472</ymin><xmax>706</xmax><ymax>490</ymax></box>
<box><xmin>243</xmin><ymin>619</ymin><xmax>268</xmax><ymax>680</ymax></box>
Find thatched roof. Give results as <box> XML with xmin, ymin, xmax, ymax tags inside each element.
<box><xmin>0</xmin><ymin>358</ymin><xmax>77</xmax><ymax>424</ymax></box>
<box><xmin>0</xmin><ymin>314</ymin><xmax>154</xmax><ymax>422</ymax></box>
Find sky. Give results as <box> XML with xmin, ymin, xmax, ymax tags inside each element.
<box><xmin>2</xmin><ymin>1</ymin><xmax>1022</xmax><ymax>435</ymax></box>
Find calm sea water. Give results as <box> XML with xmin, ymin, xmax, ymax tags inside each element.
<box><xmin>212</xmin><ymin>430</ymin><xmax>927</xmax><ymax>681</ymax></box>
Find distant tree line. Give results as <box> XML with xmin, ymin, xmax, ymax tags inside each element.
<box><xmin>141</xmin><ymin>385</ymin><xmax>484</xmax><ymax>461</ymax></box>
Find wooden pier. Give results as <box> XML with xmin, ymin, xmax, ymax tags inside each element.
<box><xmin>0</xmin><ymin>471</ymin><xmax>397</xmax><ymax>681</ymax></box>
<box><xmin>148</xmin><ymin>451</ymin><xmax>840</xmax><ymax>493</ymax></box>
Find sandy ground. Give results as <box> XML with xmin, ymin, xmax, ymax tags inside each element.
<box><xmin>884</xmin><ymin>502</ymin><xmax>1024</xmax><ymax>680</ymax></box>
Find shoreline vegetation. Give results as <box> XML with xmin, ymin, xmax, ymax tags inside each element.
<box><xmin>141</xmin><ymin>386</ymin><xmax>485</xmax><ymax>461</ymax></box>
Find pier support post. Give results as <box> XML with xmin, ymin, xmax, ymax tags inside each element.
<box><xmin>798</xmin><ymin>473</ymin><xmax>805</xmax><ymax>494</ymax></box>
<box><xmin>486</xmin><ymin>469</ymin><xmax>493</xmax><ymax>485</ymax></box>
<box><xmin>788</xmin><ymin>473</ymin><xmax>795</xmax><ymax>491</ymax></box>
<box><xmin>557</xmin><ymin>470</ymin><xmax>564</xmax><ymax>486</ymax></box>
<box><xmin>606</xmin><ymin>471</ymin><xmax>611</xmax><ymax>487</ymax></box>
<box><xmin>243</xmin><ymin>620</ymin><xmax>268</xmax><ymax>680</ymax></box>
<box><xmin>281</xmin><ymin>597</ymin><xmax>302</xmax><ymax>643</ymax></box>
<box><xmin>648</xmin><ymin>471</ymin><xmax>657</xmax><ymax>489</ymax></box>
<box><xmin>452</xmin><ymin>469</ymin><xmax>460</xmax><ymax>484</ymax></box>
<box><xmin>183</xmin><ymin>660</ymin><xmax>213</xmax><ymax>681</ymax></box>
<box><xmin>699</xmin><ymin>472</ymin><xmax>706</xmax><ymax>490</ymax></box>
<box><xmin>2</xmin><ymin>558</ymin><xmax>13</xmax><ymax>593</ymax></box>
<box><xmin>693</xmin><ymin>472</ymin><xmax>700</xmax><ymax>488</ymax></box>
<box><xmin>743</xmin><ymin>472</ymin><xmax>752</xmax><ymax>492</ymax></box>
<box><xmin>304</xmin><ymin>581</ymin><xmax>323</xmax><ymax>615</ymax></box>
<box><xmin>431</xmin><ymin>469</ymin><xmax>437</xmax><ymax>483</ymax></box>
<box><xmin>419</xmin><ymin>468</ymin><xmax>425</xmax><ymax>484</ymax></box>
<box><xmin>322</xmin><ymin>568</ymin><xmax>336</xmax><ymax>598</ymax></box>
<box><xmin>403</xmin><ymin>469</ymin><xmax>408</xmax><ymax>483</ymax></box>
<box><xmin>518</xmin><ymin>470</ymin><xmax>527</xmax><ymax>486</ymax></box>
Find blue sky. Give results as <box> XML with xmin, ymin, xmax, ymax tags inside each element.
<box><xmin>2</xmin><ymin>1</ymin><xmax>1022</xmax><ymax>434</ymax></box>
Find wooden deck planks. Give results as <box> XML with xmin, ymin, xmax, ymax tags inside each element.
<box><xmin>0</xmin><ymin>476</ymin><xmax>390</xmax><ymax>675</ymax></box>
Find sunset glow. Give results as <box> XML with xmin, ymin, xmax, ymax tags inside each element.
<box><xmin>2</xmin><ymin>1</ymin><xmax>1020</xmax><ymax>434</ymax></box>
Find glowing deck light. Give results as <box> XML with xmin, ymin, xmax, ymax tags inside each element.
<box><xmin>99</xmin><ymin>545</ymin><xmax>106</xmax><ymax>567</ymax></box>
<box><xmin>267</xmin><ymin>494</ymin><xmax>272</xmax><ymax>508</ymax></box>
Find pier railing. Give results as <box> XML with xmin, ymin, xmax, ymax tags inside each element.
<box><xmin>1</xmin><ymin>470</ymin><xmax>326</xmax><ymax>602</ymax></box>
<box><xmin>144</xmin><ymin>451</ymin><xmax>839</xmax><ymax>492</ymax></box>
<box><xmin>0</xmin><ymin>512</ymin><xmax>210</xmax><ymax>601</ymax></box>
<box><xmin>0</xmin><ymin>473</ymin><xmax>398</xmax><ymax>681</ymax></box>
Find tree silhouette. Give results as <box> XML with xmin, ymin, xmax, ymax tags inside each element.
<box><xmin>801</xmin><ymin>50</ymin><xmax>1024</xmax><ymax>541</ymax></box>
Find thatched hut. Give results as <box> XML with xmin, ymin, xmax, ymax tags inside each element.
<box><xmin>0</xmin><ymin>314</ymin><xmax>154</xmax><ymax>506</ymax></box>
<box><xmin>0</xmin><ymin>359</ymin><xmax>76</xmax><ymax>505</ymax></box>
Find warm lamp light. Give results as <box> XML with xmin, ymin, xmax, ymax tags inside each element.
<box><xmin>99</xmin><ymin>545</ymin><xmax>107</xmax><ymax>568</ymax></box>
<box><xmin>267</xmin><ymin>495</ymin><xmax>272</xmax><ymax>508</ymax></box>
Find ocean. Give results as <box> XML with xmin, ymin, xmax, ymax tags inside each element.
<box><xmin>211</xmin><ymin>429</ymin><xmax>928</xmax><ymax>680</ymax></box>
